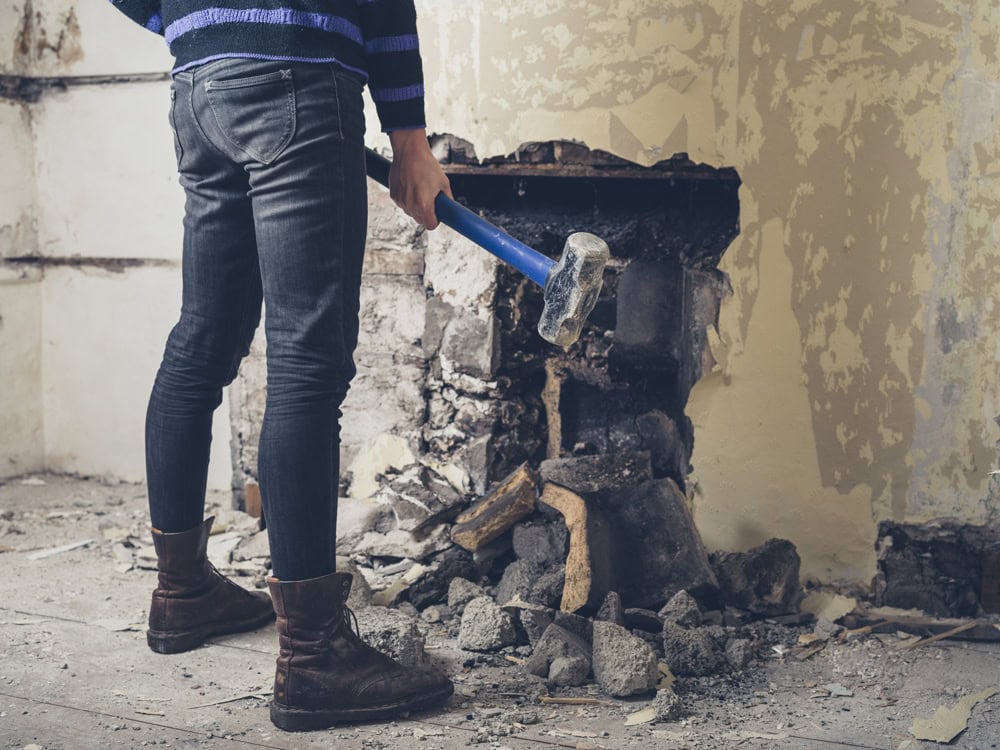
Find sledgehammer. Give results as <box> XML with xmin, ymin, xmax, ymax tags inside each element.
<box><xmin>365</xmin><ymin>148</ymin><xmax>609</xmax><ymax>347</ymax></box>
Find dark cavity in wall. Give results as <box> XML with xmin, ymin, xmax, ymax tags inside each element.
<box><xmin>875</xmin><ymin>521</ymin><xmax>1000</xmax><ymax>617</ymax></box>
<box><xmin>432</xmin><ymin>136</ymin><xmax>741</xmax><ymax>489</ymax></box>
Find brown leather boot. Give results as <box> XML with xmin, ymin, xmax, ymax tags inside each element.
<box><xmin>267</xmin><ymin>572</ymin><xmax>453</xmax><ymax>731</ymax></box>
<box><xmin>147</xmin><ymin>517</ymin><xmax>275</xmax><ymax>654</ymax></box>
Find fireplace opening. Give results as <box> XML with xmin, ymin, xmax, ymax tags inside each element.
<box><xmin>431</xmin><ymin>138</ymin><xmax>741</xmax><ymax>497</ymax></box>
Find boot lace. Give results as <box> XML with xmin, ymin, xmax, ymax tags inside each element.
<box><xmin>343</xmin><ymin>606</ymin><xmax>361</xmax><ymax>638</ymax></box>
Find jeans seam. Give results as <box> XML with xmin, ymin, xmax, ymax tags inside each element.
<box><xmin>188</xmin><ymin>78</ymin><xmax>233</xmax><ymax>165</ymax></box>
<box><xmin>205</xmin><ymin>72</ymin><xmax>297</xmax><ymax>164</ymax></box>
<box><xmin>225</xmin><ymin>270</ymin><xmax>260</xmax><ymax>383</ymax></box>
<box><xmin>331</xmin><ymin>67</ymin><xmax>343</xmax><ymax>142</ymax></box>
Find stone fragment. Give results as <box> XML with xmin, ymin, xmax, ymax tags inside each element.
<box><xmin>375</xmin><ymin>465</ymin><xmax>466</xmax><ymax>533</ymax></box>
<box><xmin>596</xmin><ymin>591</ymin><xmax>625</xmax><ymax>626</ymax></box>
<box><xmin>441</xmin><ymin>306</ymin><xmax>498</xmax><ymax>380</ymax></box>
<box><xmin>447</xmin><ymin>577</ymin><xmax>489</xmax><ymax>611</ymax></box>
<box><xmin>540</xmin><ymin>452</ymin><xmax>653</xmax><ymax>495</ymax></box>
<box><xmin>591</xmin><ymin>621</ymin><xmax>659</xmax><ymax>697</ymax></box>
<box><xmin>548</xmin><ymin>656</ymin><xmax>591</xmax><ymax>687</ymax></box>
<box><xmin>599</xmin><ymin>479</ymin><xmax>718</xmax><ymax>609</ymax></box>
<box><xmin>347</xmin><ymin>433</ymin><xmax>416</xmax><ymax>499</ymax></box>
<box><xmin>702</xmin><ymin>610</ymin><xmax>724</xmax><ymax>626</ymax></box>
<box><xmin>553</xmin><ymin>611</ymin><xmax>594</xmax><ymax>644</ymax></box>
<box><xmin>658</xmin><ymin>590</ymin><xmax>702</xmax><ymax>628</ymax></box>
<box><xmin>517</xmin><ymin>608</ymin><xmax>555</xmax><ymax>647</ymax></box>
<box><xmin>540</xmin><ymin>483</ymin><xmax>613</xmax><ymax>613</ymax></box>
<box><xmin>653</xmin><ymin>688</ymin><xmax>684</xmax><ymax>721</ymax></box>
<box><xmin>471</xmin><ymin>534</ymin><xmax>513</xmax><ymax>577</ymax></box>
<box><xmin>725</xmin><ymin>638</ymin><xmax>754</xmax><ymax>670</ymax></box>
<box><xmin>661</xmin><ymin>621</ymin><xmax>723</xmax><ymax>676</ymax></box>
<box><xmin>451</xmin><ymin>463</ymin><xmax>539</xmax><ymax>552</ymax></box>
<box><xmin>530</xmin><ymin>566</ymin><xmax>566</xmax><ymax>609</ymax></box>
<box><xmin>459</xmin><ymin>596</ymin><xmax>518</xmax><ymax>651</ymax></box>
<box><xmin>813</xmin><ymin>618</ymin><xmax>845</xmax><ymax>641</ymax></box>
<box><xmin>408</xmin><ymin>546</ymin><xmax>477</xmax><ymax>609</ymax></box>
<box><xmin>357</xmin><ymin>606</ymin><xmax>429</xmax><ymax>668</ymax></box>
<box><xmin>496</xmin><ymin>560</ymin><xmax>543</xmax><ymax>607</ymax></box>
<box><xmin>624</xmin><ymin>608</ymin><xmax>664</xmax><ymax>633</ymax></box>
<box><xmin>512</xmin><ymin>520</ymin><xmax>568</xmax><ymax>568</ymax></box>
<box><xmin>710</xmin><ymin>539</ymin><xmax>804</xmax><ymax>616</ymax></box>
<box><xmin>525</xmin><ymin>624</ymin><xmax>592</xmax><ymax>687</ymax></box>
<box><xmin>336</xmin><ymin>496</ymin><xmax>393</xmax><ymax>553</ymax></box>
<box><xmin>233</xmin><ymin>530</ymin><xmax>270</xmax><ymax>562</ymax></box>
<box><xmin>352</xmin><ymin>525</ymin><xmax>453</xmax><ymax>561</ymax></box>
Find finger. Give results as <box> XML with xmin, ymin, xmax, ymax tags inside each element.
<box><xmin>421</xmin><ymin>196</ymin><xmax>440</xmax><ymax>230</ymax></box>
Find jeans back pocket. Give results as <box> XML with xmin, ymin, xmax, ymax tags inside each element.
<box><xmin>205</xmin><ymin>69</ymin><xmax>296</xmax><ymax>165</ymax></box>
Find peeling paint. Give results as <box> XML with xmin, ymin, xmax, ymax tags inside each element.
<box><xmin>5</xmin><ymin>0</ymin><xmax>1000</xmax><ymax>584</ymax></box>
<box><xmin>672</xmin><ymin>0</ymin><xmax>1000</xmax><ymax>584</ymax></box>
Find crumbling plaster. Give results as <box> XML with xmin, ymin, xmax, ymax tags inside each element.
<box><xmin>4</xmin><ymin>0</ymin><xmax>998</xmax><ymax>588</ymax></box>
<box><xmin>411</xmin><ymin>0</ymin><xmax>1000</xmax><ymax>586</ymax></box>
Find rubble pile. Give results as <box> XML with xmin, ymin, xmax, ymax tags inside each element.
<box><xmin>328</xmin><ymin>450</ymin><xmax>813</xmax><ymax>715</ymax></box>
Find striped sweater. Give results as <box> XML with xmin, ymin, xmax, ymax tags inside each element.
<box><xmin>110</xmin><ymin>0</ymin><xmax>426</xmax><ymax>131</ymax></box>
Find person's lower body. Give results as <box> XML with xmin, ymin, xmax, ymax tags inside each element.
<box><xmin>144</xmin><ymin>58</ymin><xmax>451</xmax><ymax>725</ymax></box>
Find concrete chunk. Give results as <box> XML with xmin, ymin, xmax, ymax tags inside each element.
<box><xmin>357</xmin><ymin>606</ymin><xmax>429</xmax><ymax>668</ymax></box>
<box><xmin>447</xmin><ymin>577</ymin><xmax>488</xmax><ymax>611</ymax></box>
<box><xmin>459</xmin><ymin>596</ymin><xmax>517</xmax><ymax>651</ymax></box>
<box><xmin>540</xmin><ymin>452</ymin><xmax>653</xmax><ymax>495</ymax></box>
<box><xmin>659</xmin><ymin>590</ymin><xmax>702</xmax><ymax>628</ymax></box>
<box><xmin>710</xmin><ymin>539</ymin><xmax>804</xmax><ymax>616</ymax></box>
<box><xmin>661</xmin><ymin>621</ymin><xmax>723</xmax><ymax>676</ymax></box>
<box><xmin>596</xmin><ymin>591</ymin><xmax>625</xmax><ymax>626</ymax></box>
<box><xmin>525</xmin><ymin>623</ymin><xmax>592</xmax><ymax>687</ymax></box>
<box><xmin>591</xmin><ymin>620</ymin><xmax>659</xmax><ymax>697</ymax></box>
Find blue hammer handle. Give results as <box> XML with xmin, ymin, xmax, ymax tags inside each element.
<box><xmin>365</xmin><ymin>148</ymin><xmax>555</xmax><ymax>288</ymax></box>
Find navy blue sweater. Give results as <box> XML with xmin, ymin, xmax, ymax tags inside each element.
<box><xmin>110</xmin><ymin>0</ymin><xmax>426</xmax><ymax>131</ymax></box>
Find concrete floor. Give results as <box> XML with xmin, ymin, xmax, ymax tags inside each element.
<box><xmin>1</xmin><ymin>475</ymin><xmax>999</xmax><ymax>750</ymax></box>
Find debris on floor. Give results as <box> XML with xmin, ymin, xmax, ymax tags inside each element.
<box><xmin>4</xmin><ymin>475</ymin><xmax>1000</xmax><ymax>750</ymax></box>
<box><xmin>910</xmin><ymin>688</ymin><xmax>998</xmax><ymax>743</ymax></box>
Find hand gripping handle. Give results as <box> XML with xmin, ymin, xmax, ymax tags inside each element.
<box><xmin>364</xmin><ymin>148</ymin><xmax>554</xmax><ymax>288</ymax></box>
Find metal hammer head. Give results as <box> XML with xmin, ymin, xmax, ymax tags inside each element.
<box><xmin>537</xmin><ymin>232</ymin><xmax>610</xmax><ymax>346</ymax></box>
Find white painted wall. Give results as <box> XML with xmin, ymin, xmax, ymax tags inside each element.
<box><xmin>0</xmin><ymin>92</ymin><xmax>44</xmax><ymax>478</ymax></box>
<box><xmin>1</xmin><ymin>2</ymin><xmax>231</xmax><ymax>487</ymax></box>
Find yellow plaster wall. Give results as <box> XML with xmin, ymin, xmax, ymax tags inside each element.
<box><xmin>10</xmin><ymin>0</ymin><xmax>1000</xmax><ymax>585</ymax></box>
<box><xmin>413</xmin><ymin>0</ymin><xmax>1000</xmax><ymax>587</ymax></box>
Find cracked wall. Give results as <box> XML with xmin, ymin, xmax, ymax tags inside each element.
<box><xmin>4</xmin><ymin>0</ymin><xmax>1000</xmax><ymax>590</ymax></box>
<box><xmin>397</xmin><ymin>1</ymin><xmax>1000</xmax><ymax>588</ymax></box>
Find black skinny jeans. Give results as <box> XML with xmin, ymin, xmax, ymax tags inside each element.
<box><xmin>146</xmin><ymin>58</ymin><xmax>367</xmax><ymax>580</ymax></box>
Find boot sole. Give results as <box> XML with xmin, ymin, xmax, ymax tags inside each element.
<box><xmin>270</xmin><ymin>682</ymin><xmax>454</xmax><ymax>731</ymax></box>
<box><xmin>147</xmin><ymin>609</ymin><xmax>276</xmax><ymax>654</ymax></box>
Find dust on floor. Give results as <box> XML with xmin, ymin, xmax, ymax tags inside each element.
<box><xmin>1</xmin><ymin>475</ymin><xmax>998</xmax><ymax>750</ymax></box>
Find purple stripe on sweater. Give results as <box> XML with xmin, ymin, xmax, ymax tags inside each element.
<box><xmin>145</xmin><ymin>11</ymin><xmax>164</xmax><ymax>33</ymax></box>
<box><xmin>364</xmin><ymin>34</ymin><xmax>418</xmax><ymax>55</ymax></box>
<box><xmin>172</xmin><ymin>53</ymin><xmax>369</xmax><ymax>81</ymax></box>
<box><xmin>370</xmin><ymin>83</ymin><xmax>423</xmax><ymax>103</ymax></box>
<box><xmin>165</xmin><ymin>8</ymin><xmax>363</xmax><ymax>46</ymax></box>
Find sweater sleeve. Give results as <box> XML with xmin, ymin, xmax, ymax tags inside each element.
<box><xmin>109</xmin><ymin>0</ymin><xmax>165</xmax><ymax>35</ymax></box>
<box><xmin>357</xmin><ymin>0</ymin><xmax>427</xmax><ymax>132</ymax></box>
